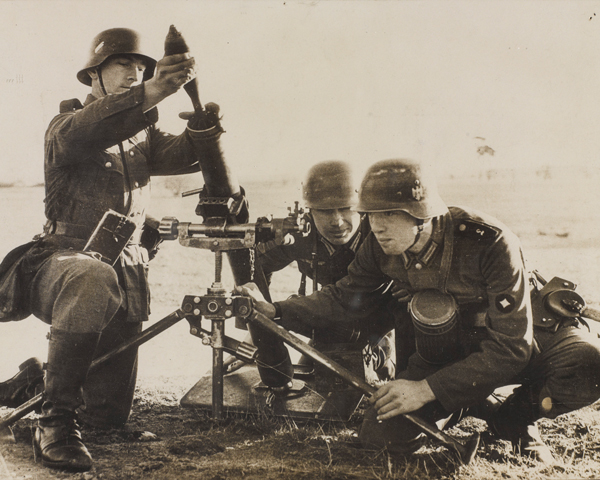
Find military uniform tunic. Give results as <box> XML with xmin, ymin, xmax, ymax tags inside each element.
<box><xmin>39</xmin><ymin>85</ymin><xmax>212</xmax><ymax>323</ymax></box>
<box><xmin>256</xmin><ymin>213</ymin><xmax>366</xmax><ymax>295</ymax></box>
<box><xmin>276</xmin><ymin>206</ymin><xmax>600</xmax><ymax>416</ymax></box>
<box><xmin>21</xmin><ymin>84</ymin><xmax>220</xmax><ymax>427</ymax></box>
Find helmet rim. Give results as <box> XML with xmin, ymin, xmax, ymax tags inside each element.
<box><xmin>302</xmin><ymin>160</ymin><xmax>358</xmax><ymax>210</ymax></box>
<box><xmin>356</xmin><ymin>158</ymin><xmax>448</xmax><ymax>219</ymax></box>
<box><xmin>77</xmin><ymin>28</ymin><xmax>157</xmax><ymax>86</ymax></box>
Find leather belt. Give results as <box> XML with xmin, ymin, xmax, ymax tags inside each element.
<box><xmin>54</xmin><ymin>221</ymin><xmax>91</xmax><ymax>240</ymax></box>
<box><xmin>53</xmin><ymin>221</ymin><xmax>142</xmax><ymax>245</ymax></box>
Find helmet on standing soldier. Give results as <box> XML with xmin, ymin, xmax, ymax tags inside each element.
<box><xmin>302</xmin><ymin>160</ymin><xmax>357</xmax><ymax>210</ymax></box>
<box><xmin>77</xmin><ymin>28</ymin><xmax>157</xmax><ymax>86</ymax></box>
<box><xmin>356</xmin><ymin>158</ymin><xmax>448</xmax><ymax>219</ymax></box>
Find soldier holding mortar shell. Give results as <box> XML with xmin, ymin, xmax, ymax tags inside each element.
<box><xmin>0</xmin><ymin>26</ymin><xmax>225</xmax><ymax>472</ymax></box>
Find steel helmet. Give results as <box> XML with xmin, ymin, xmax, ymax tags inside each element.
<box><xmin>77</xmin><ymin>28</ymin><xmax>157</xmax><ymax>86</ymax></box>
<box><xmin>356</xmin><ymin>159</ymin><xmax>448</xmax><ymax>219</ymax></box>
<box><xmin>302</xmin><ymin>160</ymin><xmax>357</xmax><ymax>210</ymax></box>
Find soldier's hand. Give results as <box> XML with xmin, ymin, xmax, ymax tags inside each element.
<box><xmin>234</xmin><ymin>283</ymin><xmax>277</xmax><ymax>320</ymax></box>
<box><xmin>391</xmin><ymin>284</ymin><xmax>412</xmax><ymax>303</ymax></box>
<box><xmin>155</xmin><ymin>53</ymin><xmax>196</xmax><ymax>92</ymax></box>
<box><xmin>142</xmin><ymin>53</ymin><xmax>196</xmax><ymax>110</ymax></box>
<box><xmin>179</xmin><ymin>102</ymin><xmax>221</xmax><ymax>131</ymax></box>
<box><xmin>368</xmin><ymin>379</ymin><xmax>436</xmax><ymax>420</ymax></box>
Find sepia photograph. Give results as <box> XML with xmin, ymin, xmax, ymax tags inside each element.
<box><xmin>1</xmin><ymin>0</ymin><xmax>600</xmax><ymax>478</ymax></box>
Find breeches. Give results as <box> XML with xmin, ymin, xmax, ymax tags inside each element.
<box><xmin>29</xmin><ymin>251</ymin><xmax>123</xmax><ymax>333</ymax></box>
<box><xmin>29</xmin><ymin>250</ymin><xmax>140</xmax><ymax>427</ymax></box>
<box><xmin>516</xmin><ymin>325</ymin><xmax>600</xmax><ymax>419</ymax></box>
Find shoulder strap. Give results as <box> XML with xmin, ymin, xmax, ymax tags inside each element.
<box><xmin>438</xmin><ymin>212</ymin><xmax>454</xmax><ymax>293</ymax></box>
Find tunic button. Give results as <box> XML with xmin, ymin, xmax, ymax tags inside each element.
<box><xmin>129</xmin><ymin>151</ymin><xmax>135</xmax><ymax>156</ymax></box>
<box><xmin>134</xmin><ymin>181</ymin><xmax>139</xmax><ymax>188</ymax></box>
<box><xmin>105</xmin><ymin>161</ymin><xmax>112</xmax><ymax>168</ymax></box>
<box><xmin>415</xmin><ymin>263</ymin><xmax>422</xmax><ymax>270</ymax></box>
<box><xmin>459</xmin><ymin>224</ymin><xmax>466</xmax><ymax>231</ymax></box>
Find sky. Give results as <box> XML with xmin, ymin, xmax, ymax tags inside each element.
<box><xmin>1</xmin><ymin>0</ymin><xmax>600</xmax><ymax>185</ymax></box>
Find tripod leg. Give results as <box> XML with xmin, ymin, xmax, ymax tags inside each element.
<box><xmin>0</xmin><ymin>309</ymin><xmax>186</xmax><ymax>438</ymax></box>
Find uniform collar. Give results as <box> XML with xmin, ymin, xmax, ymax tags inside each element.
<box><xmin>84</xmin><ymin>94</ymin><xmax>98</xmax><ymax>107</ymax></box>
<box><xmin>401</xmin><ymin>215</ymin><xmax>445</xmax><ymax>269</ymax></box>
<box><xmin>319</xmin><ymin>229</ymin><xmax>362</xmax><ymax>256</ymax></box>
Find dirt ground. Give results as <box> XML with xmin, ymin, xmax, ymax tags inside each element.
<box><xmin>3</xmin><ymin>385</ymin><xmax>600</xmax><ymax>480</ymax></box>
<box><xmin>1</xmin><ymin>175</ymin><xmax>600</xmax><ymax>479</ymax></box>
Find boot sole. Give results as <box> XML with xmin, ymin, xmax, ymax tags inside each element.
<box><xmin>40</xmin><ymin>458</ymin><xmax>92</xmax><ymax>472</ymax></box>
<box><xmin>33</xmin><ymin>435</ymin><xmax>93</xmax><ymax>472</ymax></box>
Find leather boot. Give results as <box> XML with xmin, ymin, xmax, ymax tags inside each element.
<box><xmin>0</xmin><ymin>357</ymin><xmax>44</xmax><ymax>408</ymax></box>
<box><xmin>487</xmin><ymin>385</ymin><xmax>555</xmax><ymax>464</ymax></box>
<box><xmin>34</xmin><ymin>408</ymin><xmax>91</xmax><ymax>472</ymax></box>
<box><xmin>257</xmin><ymin>357</ymin><xmax>294</xmax><ymax>392</ymax></box>
<box><xmin>33</xmin><ymin>328</ymin><xmax>100</xmax><ymax>472</ymax></box>
<box><xmin>248</xmin><ymin>323</ymin><xmax>294</xmax><ymax>390</ymax></box>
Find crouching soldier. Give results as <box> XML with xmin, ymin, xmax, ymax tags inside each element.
<box><xmin>246</xmin><ymin>161</ymin><xmax>396</xmax><ymax>391</ymax></box>
<box><xmin>0</xmin><ymin>27</ymin><xmax>225</xmax><ymax>471</ymax></box>
<box><xmin>237</xmin><ymin>158</ymin><xmax>600</xmax><ymax>464</ymax></box>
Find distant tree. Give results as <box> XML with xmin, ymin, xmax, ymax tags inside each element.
<box><xmin>477</xmin><ymin>145</ymin><xmax>495</xmax><ymax>156</ymax></box>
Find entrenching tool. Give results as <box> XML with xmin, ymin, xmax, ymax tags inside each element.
<box><xmin>245</xmin><ymin>309</ymin><xmax>481</xmax><ymax>465</ymax></box>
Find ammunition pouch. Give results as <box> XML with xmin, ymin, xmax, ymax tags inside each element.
<box><xmin>408</xmin><ymin>289</ymin><xmax>460</xmax><ymax>365</ymax></box>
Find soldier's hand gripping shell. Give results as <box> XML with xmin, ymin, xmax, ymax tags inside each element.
<box><xmin>149</xmin><ymin>53</ymin><xmax>196</xmax><ymax>96</ymax></box>
<box><xmin>179</xmin><ymin>102</ymin><xmax>222</xmax><ymax>131</ymax></box>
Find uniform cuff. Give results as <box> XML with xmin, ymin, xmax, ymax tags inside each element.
<box><xmin>273</xmin><ymin>302</ymin><xmax>283</xmax><ymax>321</ymax></box>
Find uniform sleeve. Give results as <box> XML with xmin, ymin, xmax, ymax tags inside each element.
<box><xmin>255</xmin><ymin>226</ymin><xmax>320</xmax><ymax>284</ymax></box>
<box><xmin>426</xmin><ymin>229</ymin><xmax>533</xmax><ymax>412</ymax></box>
<box><xmin>45</xmin><ymin>85</ymin><xmax>156</xmax><ymax>166</ymax></box>
<box><xmin>256</xmin><ymin>244</ymin><xmax>296</xmax><ymax>281</ymax></box>
<box><xmin>278</xmin><ymin>233</ymin><xmax>392</xmax><ymax>340</ymax></box>
<box><xmin>142</xmin><ymin>125</ymin><xmax>205</xmax><ymax>176</ymax></box>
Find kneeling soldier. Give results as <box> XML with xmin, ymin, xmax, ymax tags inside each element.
<box><xmin>249</xmin><ymin>160</ymin><xmax>395</xmax><ymax>389</ymax></box>
<box><xmin>238</xmin><ymin>158</ymin><xmax>600</xmax><ymax>464</ymax></box>
<box><xmin>0</xmin><ymin>27</ymin><xmax>224</xmax><ymax>471</ymax></box>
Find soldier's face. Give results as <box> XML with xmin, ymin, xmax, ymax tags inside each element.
<box><xmin>91</xmin><ymin>55</ymin><xmax>147</xmax><ymax>95</ymax></box>
<box><xmin>369</xmin><ymin>211</ymin><xmax>420</xmax><ymax>255</ymax></box>
<box><xmin>311</xmin><ymin>208</ymin><xmax>360</xmax><ymax>246</ymax></box>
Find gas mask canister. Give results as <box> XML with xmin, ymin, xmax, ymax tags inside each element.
<box><xmin>408</xmin><ymin>289</ymin><xmax>460</xmax><ymax>364</ymax></box>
